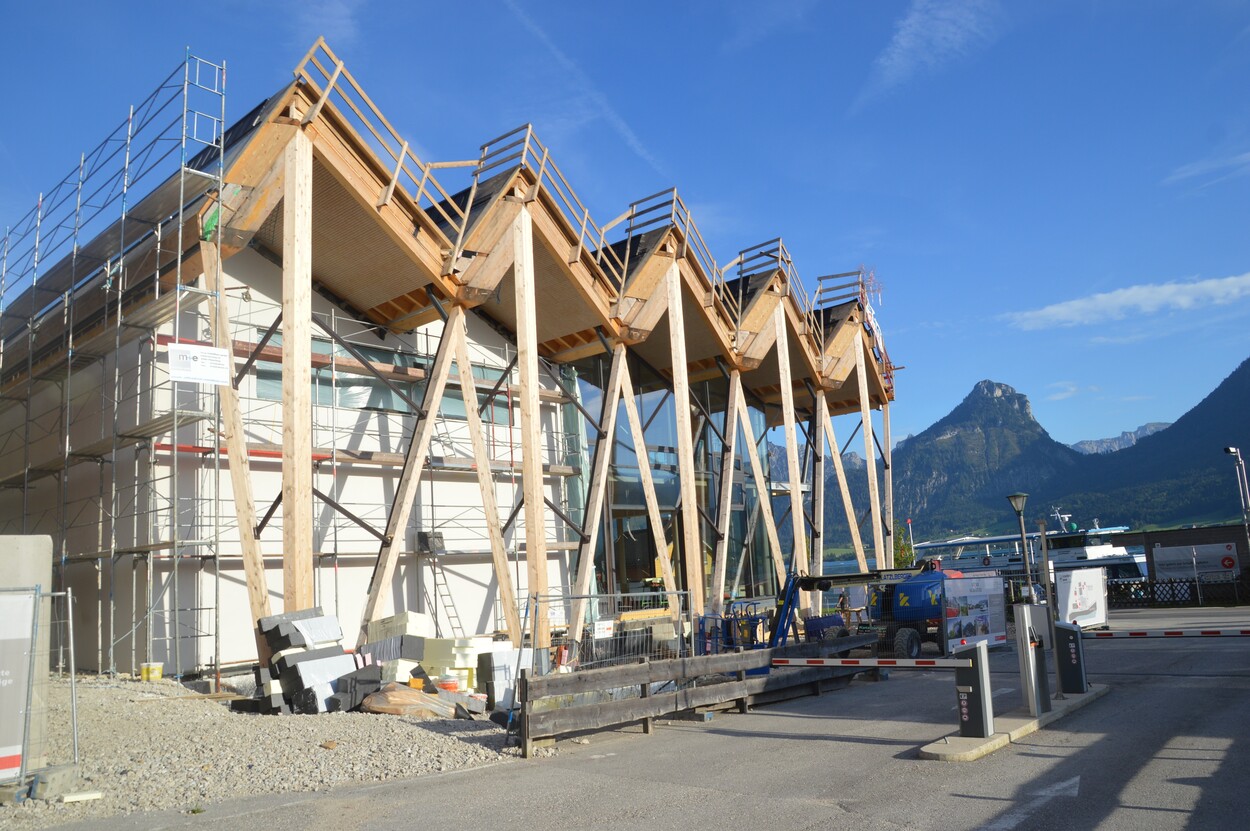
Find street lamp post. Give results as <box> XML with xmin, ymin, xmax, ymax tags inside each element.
<box><xmin>1224</xmin><ymin>447</ymin><xmax>1250</xmax><ymax>566</ymax></box>
<box><xmin>1007</xmin><ymin>492</ymin><xmax>1033</xmax><ymax>602</ymax></box>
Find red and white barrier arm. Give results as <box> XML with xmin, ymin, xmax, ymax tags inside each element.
<box><xmin>771</xmin><ymin>657</ymin><xmax>972</xmax><ymax>669</ymax></box>
<box><xmin>1082</xmin><ymin>629</ymin><xmax>1250</xmax><ymax>639</ymax></box>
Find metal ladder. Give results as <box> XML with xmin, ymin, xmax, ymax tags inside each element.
<box><xmin>430</xmin><ymin>557</ymin><xmax>465</xmax><ymax>638</ymax></box>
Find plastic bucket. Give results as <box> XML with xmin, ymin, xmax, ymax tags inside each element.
<box><xmin>436</xmin><ymin>675</ymin><xmax>459</xmax><ymax>692</ymax></box>
<box><xmin>140</xmin><ymin>662</ymin><xmax>163</xmax><ymax>682</ymax></box>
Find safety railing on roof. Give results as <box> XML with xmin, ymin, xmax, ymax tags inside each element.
<box><xmin>469</xmin><ymin>125</ymin><xmax>625</xmax><ymax>293</ymax></box>
<box><xmin>293</xmin><ymin>39</ymin><xmax>473</xmax><ymax>246</ymax></box>
<box><xmin>599</xmin><ymin>188</ymin><xmax>740</xmax><ymax>329</ymax></box>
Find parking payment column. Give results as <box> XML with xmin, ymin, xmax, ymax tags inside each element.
<box><xmin>953</xmin><ymin>640</ymin><xmax>994</xmax><ymax>738</ymax></box>
<box><xmin>1014</xmin><ymin>604</ymin><xmax>1053</xmax><ymax>716</ymax></box>
<box><xmin>1053</xmin><ymin>621</ymin><xmax>1088</xmax><ymax>694</ymax></box>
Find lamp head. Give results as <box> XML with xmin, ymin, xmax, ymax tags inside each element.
<box><xmin>1006</xmin><ymin>492</ymin><xmax>1028</xmax><ymax>515</ymax></box>
<box><xmin>1225</xmin><ymin>447</ymin><xmax>1240</xmax><ymax>456</ymax></box>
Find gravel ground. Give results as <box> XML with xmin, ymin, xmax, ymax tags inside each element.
<box><xmin>0</xmin><ymin>674</ymin><xmax>527</xmax><ymax>828</ymax></box>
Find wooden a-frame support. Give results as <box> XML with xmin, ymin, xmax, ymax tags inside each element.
<box><xmin>620</xmin><ymin>359</ymin><xmax>685</xmax><ymax>634</ymax></box>
<box><xmin>732</xmin><ymin>373</ymin><xmax>787</xmax><ymax>589</ymax></box>
<box><xmin>708</xmin><ymin>368</ymin><xmax>742</xmax><ymax>616</ymax></box>
<box><xmin>567</xmin><ymin>344</ymin><xmax>626</xmax><ymax>645</ymax></box>
<box><xmin>774</xmin><ymin>304</ymin><xmax>808</xmax><ymax>609</ymax></box>
<box><xmin>820</xmin><ymin>399</ymin><xmax>869</xmax><ymax>574</ymax></box>
<box><xmin>513</xmin><ymin>206</ymin><xmax>551</xmax><ymax>648</ymax></box>
<box><xmin>202</xmin><ymin>239</ymin><xmax>273</xmax><ymax>661</ymax></box>
<box><xmin>882</xmin><ymin>398</ymin><xmax>895</xmax><ymax>568</ymax></box>
<box><xmin>810</xmin><ymin>393</ymin><xmax>826</xmax><ymax>613</ymax></box>
<box><xmin>666</xmin><ymin>265</ymin><xmax>705</xmax><ymax>614</ymax></box>
<box><xmin>283</xmin><ymin>129</ymin><xmax>315</xmax><ymax>611</ymax></box>
<box><xmin>357</xmin><ymin>304</ymin><xmax>462</xmax><ymax>647</ymax></box>
<box><xmin>453</xmin><ymin>321</ymin><xmax>522</xmax><ymax>643</ymax></box>
<box><xmin>855</xmin><ymin>335</ymin><xmax>886</xmax><ymax>569</ymax></box>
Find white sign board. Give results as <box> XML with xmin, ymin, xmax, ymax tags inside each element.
<box><xmin>593</xmin><ymin>619</ymin><xmax>616</xmax><ymax>640</ymax></box>
<box><xmin>1153</xmin><ymin>543</ymin><xmax>1240</xmax><ymax>580</ymax></box>
<box><xmin>1056</xmin><ymin>567</ymin><xmax>1108</xmax><ymax>629</ymax></box>
<box><xmin>943</xmin><ymin>576</ymin><xmax>1008</xmax><ymax>649</ymax></box>
<box><xmin>168</xmin><ymin>344</ymin><xmax>232</xmax><ymax>385</ymax></box>
<box><xmin>0</xmin><ymin>591</ymin><xmax>36</xmax><ymax>782</ymax></box>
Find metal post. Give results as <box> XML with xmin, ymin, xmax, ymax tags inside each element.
<box><xmin>1039</xmin><ymin>521</ymin><xmax>1064</xmax><ymax>700</ymax></box>
<box><xmin>66</xmin><ymin>589</ymin><xmax>79</xmax><ymax>764</ymax></box>
<box><xmin>1018</xmin><ymin>511</ymin><xmax>1034</xmax><ymax>601</ymax></box>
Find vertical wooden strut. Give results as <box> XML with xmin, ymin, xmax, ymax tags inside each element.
<box><xmin>666</xmin><ymin>266</ymin><xmax>705</xmax><ymax>613</ymax></box>
<box><xmin>822</xmin><ymin>407</ymin><xmax>868</xmax><ymax>573</ymax></box>
<box><xmin>357</xmin><ymin>305</ymin><xmax>462</xmax><ymax>647</ymax></box>
<box><xmin>513</xmin><ymin>206</ymin><xmax>549</xmax><ymax>648</ymax></box>
<box><xmin>710</xmin><ymin>369</ymin><xmax>743</xmax><ymax>616</ymax></box>
<box><xmin>282</xmin><ymin>129</ymin><xmax>314</xmax><ymax>612</ymax></box>
<box><xmin>856</xmin><ymin>335</ymin><xmax>885</xmax><ymax>569</ymax></box>
<box><xmin>453</xmin><ymin>324</ymin><xmax>521</xmax><ymax>643</ymax></box>
<box><xmin>733</xmin><ymin>375</ymin><xmax>787</xmax><ymax>588</ymax></box>
<box><xmin>882</xmin><ymin>398</ymin><xmax>895</xmax><ymax>569</ymax></box>
<box><xmin>774</xmin><ymin>304</ymin><xmax>807</xmax><ymax>600</ymax></box>
<box><xmin>620</xmin><ymin>360</ymin><xmax>684</xmax><ymax>633</ymax></box>
<box><xmin>202</xmin><ymin>240</ymin><xmax>272</xmax><ymax>661</ymax></box>
<box><xmin>811</xmin><ymin>394</ymin><xmax>826</xmax><ymax>613</ymax></box>
<box><xmin>568</xmin><ymin>344</ymin><xmax>626</xmax><ymax>645</ymax></box>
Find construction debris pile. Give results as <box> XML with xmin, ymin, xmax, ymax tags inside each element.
<box><xmin>229</xmin><ymin>607</ymin><xmax>536</xmax><ymax>719</ymax></box>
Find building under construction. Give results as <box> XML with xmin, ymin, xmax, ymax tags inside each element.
<box><xmin>0</xmin><ymin>40</ymin><xmax>897</xmax><ymax>677</ymax></box>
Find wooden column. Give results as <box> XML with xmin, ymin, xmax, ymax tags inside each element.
<box><xmin>811</xmin><ymin>394</ymin><xmax>826</xmax><ymax>612</ymax></box>
<box><xmin>774</xmin><ymin>305</ymin><xmax>807</xmax><ymax>598</ymax></box>
<box><xmin>620</xmin><ymin>362</ymin><xmax>684</xmax><ymax>632</ymax></box>
<box><xmin>203</xmin><ymin>240</ymin><xmax>272</xmax><ymax>661</ymax></box>
<box><xmin>454</xmin><ymin>324</ymin><xmax>521</xmax><ymax>643</ymax></box>
<box><xmin>666</xmin><ymin>266</ymin><xmax>705</xmax><ymax>613</ymax></box>
<box><xmin>709</xmin><ymin>369</ymin><xmax>742</xmax><ymax>616</ymax></box>
<box><xmin>855</xmin><ymin>335</ymin><xmax>885</xmax><ymax>569</ymax></box>
<box><xmin>882</xmin><ymin>398</ymin><xmax>895</xmax><ymax>569</ymax></box>
<box><xmin>357</xmin><ymin>306</ymin><xmax>462</xmax><ymax>646</ymax></box>
<box><xmin>567</xmin><ymin>345</ymin><xmax>626</xmax><ymax>645</ymax></box>
<box><xmin>821</xmin><ymin>411</ymin><xmax>868</xmax><ymax>573</ymax></box>
<box><xmin>281</xmin><ymin>129</ymin><xmax>314</xmax><ymax>612</ymax></box>
<box><xmin>513</xmin><ymin>206</ymin><xmax>549</xmax><ymax>648</ymax></box>
<box><xmin>734</xmin><ymin>378</ymin><xmax>787</xmax><ymax>588</ymax></box>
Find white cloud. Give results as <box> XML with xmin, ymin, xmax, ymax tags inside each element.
<box><xmin>502</xmin><ymin>0</ymin><xmax>665</xmax><ymax>176</ymax></box>
<box><xmin>1164</xmin><ymin>150</ymin><xmax>1250</xmax><ymax>188</ymax></box>
<box><xmin>1003</xmin><ymin>273</ymin><xmax>1250</xmax><ymax>330</ymax></box>
<box><xmin>721</xmin><ymin>0</ymin><xmax>819</xmax><ymax>53</ymax></box>
<box><xmin>854</xmin><ymin>0</ymin><xmax>1003</xmax><ymax>110</ymax></box>
<box><xmin>290</xmin><ymin>0</ymin><xmax>365</xmax><ymax>48</ymax></box>
<box><xmin>1047</xmin><ymin>382</ymin><xmax>1078</xmax><ymax>401</ymax></box>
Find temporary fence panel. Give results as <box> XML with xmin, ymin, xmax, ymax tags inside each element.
<box><xmin>528</xmin><ymin>591</ymin><xmax>693</xmax><ymax>674</ymax></box>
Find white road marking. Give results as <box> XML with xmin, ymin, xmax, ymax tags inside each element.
<box><xmin>977</xmin><ymin>776</ymin><xmax>1081</xmax><ymax>831</ymax></box>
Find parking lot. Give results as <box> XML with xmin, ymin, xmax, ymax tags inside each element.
<box><xmin>65</xmin><ymin>606</ymin><xmax>1250</xmax><ymax>831</ymax></box>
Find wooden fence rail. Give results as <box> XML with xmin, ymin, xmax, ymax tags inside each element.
<box><xmin>518</xmin><ymin>634</ymin><xmax>878</xmax><ymax>756</ymax></box>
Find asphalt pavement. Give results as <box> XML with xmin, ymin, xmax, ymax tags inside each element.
<box><xmin>64</xmin><ymin>605</ymin><xmax>1250</xmax><ymax>831</ymax></box>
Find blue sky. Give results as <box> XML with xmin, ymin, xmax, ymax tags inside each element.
<box><xmin>2</xmin><ymin>1</ymin><xmax>1249</xmax><ymax>446</ymax></box>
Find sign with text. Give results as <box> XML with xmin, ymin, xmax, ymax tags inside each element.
<box><xmin>1153</xmin><ymin>543</ymin><xmax>1241</xmax><ymax>580</ymax></box>
<box><xmin>943</xmin><ymin>576</ymin><xmax>1007</xmax><ymax>649</ymax></box>
<box><xmin>168</xmin><ymin>344</ymin><xmax>231</xmax><ymax>386</ymax></box>
<box><xmin>1056</xmin><ymin>567</ymin><xmax>1108</xmax><ymax>629</ymax></box>
<box><xmin>0</xmin><ymin>590</ymin><xmax>36</xmax><ymax>782</ymax></box>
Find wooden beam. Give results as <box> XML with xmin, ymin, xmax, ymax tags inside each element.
<box><xmin>820</xmin><ymin>406</ymin><xmax>868</xmax><ymax>573</ymax></box>
<box><xmin>453</xmin><ymin>319</ymin><xmax>521</xmax><ymax>643</ymax></box>
<box><xmin>282</xmin><ymin>129</ymin><xmax>315</xmax><ymax>612</ymax></box>
<box><xmin>567</xmin><ymin>344</ymin><xmax>626</xmax><ymax>645</ymax></box>
<box><xmin>356</xmin><ymin>305</ymin><xmax>462</xmax><ymax>646</ymax></box>
<box><xmin>667</xmin><ymin>266</ymin><xmax>705</xmax><ymax>613</ymax></box>
<box><xmin>774</xmin><ymin>304</ymin><xmax>807</xmax><ymax>607</ymax></box>
<box><xmin>733</xmin><ymin>375</ymin><xmax>787</xmax><ymax>588</ymax></box>
<box><xmin>202</xmin><ymin>241</ymin><xmax>272</xmax><ymax>661</ymax></box>
<box><xmin>856</xmin><ymin>335</ymin><xmax>885</xmax><ymax>569</ymax></box>
<box><xmin>709</xmin><ymin>368</ymin><xmax>742</xmax><ymax>616</ymax></box>
<box><xmin>619</xmin><ymin>361</ymin><xmax>685</xmax><ymax>633</ymax></box>
<box><xmin>513</xmin><ymin>206</ymin><xmax>550</xmax><ymax>648</ymax></box>
<box><xmin>811</xmin><ymin>393</ymin><xmax>826</xmax><ymax>613</ymax></box>
<box><xmin>454</xmin><ymin>200</ymin><xmax>522</xmax><ymax>301</ymax></box>
<box><xmin>882</xmin><ymin>398</ymin><xmax>895</xmax><ymax>569</ymax></box>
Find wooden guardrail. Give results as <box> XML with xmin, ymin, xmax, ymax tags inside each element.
<box><xmin>517</xmin><ymin>634</ymin><xmax>878</xmax><ymax>756</ymax></box>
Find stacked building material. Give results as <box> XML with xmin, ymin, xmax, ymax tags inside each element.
<box><xmin>230</xmin><ymin>607</ymin><xmax>382</xmax><ymax>715</ymax></box>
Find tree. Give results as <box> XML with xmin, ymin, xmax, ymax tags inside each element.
<box><xmin>893</xmin><ymin>519</ymin><xmax>915</xmax><ymax>569</ymax></box>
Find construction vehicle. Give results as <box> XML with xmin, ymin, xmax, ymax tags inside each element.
<box><xmin>864</xmin><ymin>562</ymin><xmax>958</xmax><ymax>658</ymax></box>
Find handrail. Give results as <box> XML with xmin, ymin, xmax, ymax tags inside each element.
<box><xmin>466</xmin><ymin>124</ymin><xmax>625</xmax><ymax>293</ymax></box>
<box><xmin>292</xmin><ymin>39</ymin><xmax>468</xmax><ymax>243</ymax></box>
